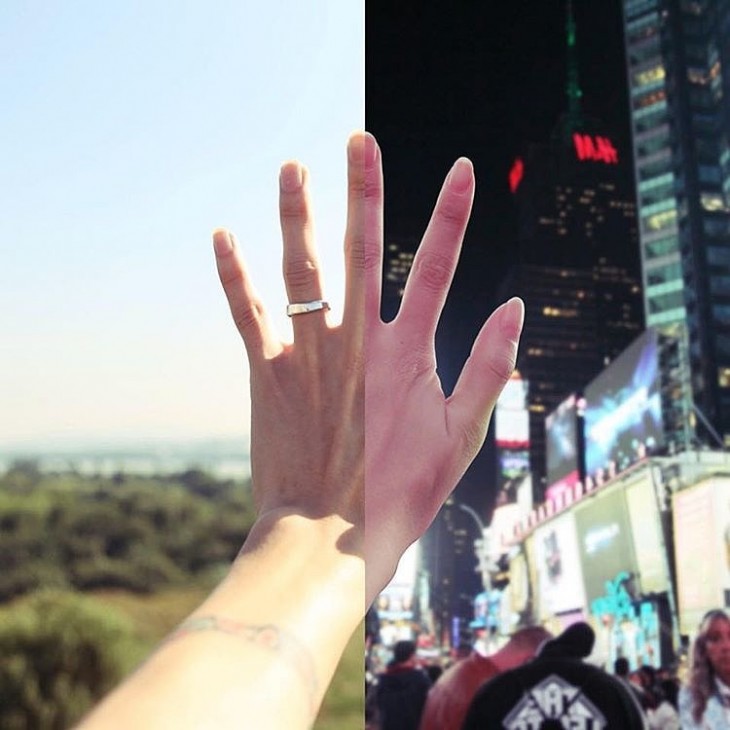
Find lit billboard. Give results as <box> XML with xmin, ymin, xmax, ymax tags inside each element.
<box><xmin>574</xmin><ymin>488</ymin><xmax>638</xmax><ymax>605</ymax></box>
<box><xmin>624</xmin><ymin>474</ymin><xmax>669</xmax><ymax>595</ymax></box>
<box><xmin>584</xmin><ymin>330</ymin><xmax>663</xmax><ymax>482</ymax></box>
<box><xmin>495</xmin><ymin>371</ymin><xmax>530</xmax><ymax>449</ymax></box>
<box><xmin>673</xmin><ymin>477</ymin><xmax>730</xmax><ymax>634</ymax></box>
<box><xmin>545</xmin><ymin>393</ymin><xmax>582</xmax><ymax>496</ymax></box>
<box><xmin>533</xmin><ymin>512</ymin><xmax>586</xmax><ymax>620</ymax></box>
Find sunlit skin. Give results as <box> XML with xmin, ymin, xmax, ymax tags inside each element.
<box><xmin>704</xmin><ymin>615</ymin><xmax>730</xmax><ymax>686</ymax></box>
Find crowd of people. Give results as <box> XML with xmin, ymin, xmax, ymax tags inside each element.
<box><xmin>366</xmin><ymin>609</ymin><xmax>730</xmax><ymax>729</ymax></box>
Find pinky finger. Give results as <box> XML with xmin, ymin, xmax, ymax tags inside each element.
<box><xmin>446</xmin><ymin>297</ymin><xmax>524</xmax><ymax>456</ymax></box>
<box><xmin>213</xmin><ymin>229</ymin><xmax>281</xmax><ymax>360</ymax></box>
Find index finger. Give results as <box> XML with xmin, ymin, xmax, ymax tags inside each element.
<box><xmin>396</xmin><ymin>158</ymin><xmax>474</xmax><ymax>339</ymax></box>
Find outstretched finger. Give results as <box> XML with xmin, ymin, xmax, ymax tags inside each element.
<box><xmin>213</xmin><ymin>229</ymin><xmax>282</xmax><ymax>360</ymax></box>
<box><xmin>446</xmin><ymin>297</ymin><xmax>524</xmax><ymax>458</ymax></box>
<box><xmin>279</xmin><ymin>162</ymin><xmax>328</xmax><ymax>338</ymax></box>
<box><xmin>343</xmin><ymin>131</ymin><xmax>383</xmax><ymax>329</ymax></box>
<box><xmin>396</xmin><ymin>158</ymin><xmax>474</xmax><ymax>338</ymax></box>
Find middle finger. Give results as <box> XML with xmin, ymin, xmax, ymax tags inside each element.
<box><xmin>279</xmin><ymin>162</ymin><xmax>328</xmax><ymax>337</ymax></box>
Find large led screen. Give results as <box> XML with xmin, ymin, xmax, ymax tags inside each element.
<box><xmin>533</xmin><ymin>512</ymin><xmax>586</xmax><ymax>620</ymax></box>
<box><xmin>584</xmin><ymin>329</ymin><xmax>663</xmax><ymax>481</ymax></box>
<box><xmin>495</xmin><ymin>371</ymin><xmax>530</xmax><ymax>448</ymax></box>
<box><xmin>574</xmin><ymin>487</ymin><xmax>638</xmax><ymax>605</ymax></box>
<box><xmin>673</xmin><ymin>478</ymin><xmax>730</xmax><ymax>634</ymax></box>
<box><xmin>545</xmin><ymin>393</ymin><xmax>581</xmax><ymax>494</ymax></box>
<box><xmin>624</xmin><ymin>474</ymin><xmax>669</xmax><ymax>595</ymax></box>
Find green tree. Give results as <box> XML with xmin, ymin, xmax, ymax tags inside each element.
<box><xmin>0</xmin><ymin>591</ymin><xmax>139</xmax><ymax>730</ymax></box>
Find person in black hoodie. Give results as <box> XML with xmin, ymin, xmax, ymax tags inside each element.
<box><xmin>373</xmin><ymin>640</ymin><xmax>431</xmax><ymax>730</ymax></box>
<box><xmin>461</xmin><ymin>622</ymin><xmax>647</xmax><ymax>729</ymax></box>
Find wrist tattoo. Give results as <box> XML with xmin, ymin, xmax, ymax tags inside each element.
<box><xmin>163</xmin><ymin>615</ymin><xmax>319</xmax><ymax>714</ymax></box>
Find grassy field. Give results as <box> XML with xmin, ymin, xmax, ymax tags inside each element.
<box><xmin>91</xmin><ymin>586</ymin><xmax>364</xmax><ymax>728</ymax></box>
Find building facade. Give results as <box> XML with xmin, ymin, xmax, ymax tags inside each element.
<box><xmin>623</xmin><ymin>0</ymin><xmax>730</xmax><ymax>443</ymax></box>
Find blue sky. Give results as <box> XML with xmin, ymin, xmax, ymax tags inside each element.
<box><xmin>0</xmin><ymin>1</ymin><xmax>363</xmax><ymax>447</ymax></box>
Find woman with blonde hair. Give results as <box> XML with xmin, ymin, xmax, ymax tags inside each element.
<box><xmin>679</xmin><ymin>610</ymin><xmax>730</xmax><ymax>728</ymax></box>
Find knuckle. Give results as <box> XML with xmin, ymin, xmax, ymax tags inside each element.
<box><xmin>219</xmin><ymin>264</ymin><xmax>243</xmax><ymax>290</ymax></box>
<box><xmin>457</xmin><ymin>418</ymin><xmax>488</xmax><ymax>459</ymax></box>
<box><xmin>435</xmin><ymin>195</ymin><xmax>468</xmax><ymax>228</ymax></box>
<box><xmin>414</xmin><ymin>253</ymin><xmax>453</xmax><ymax>292</ymax></box>
<box><xmin>233</xmin><ymin>299</ymin><xmax>265</xmax><ymax>335</ymax></box>
<box><xmin>345</xmin><ymin>235</ymin><xmax>381</xmax><ymax>274</ymax></box>
<box><xmin>283</xmin><ymin>257</ymin><xmax>318</xmax><ymax>290</ymax></box>
<box><xmin>392</xmin><ymin>345</ymin><xmax>433</xmax><ymax>383</ymax></box>
<box><xmin>485</xmin><ymin>348</ymin><xmax>516</xmax><ymax>385</ymax></box>
<box><xmin>279</xmin><ymin>194</ymin><xmax>309</xmax><ymax>223</ymax></box>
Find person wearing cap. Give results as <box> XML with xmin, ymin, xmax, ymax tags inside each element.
<box><xmin>419</xmin><ymin>626</ymin><xmax>552</xmax><ymax>730</ymax></box>
<box><xmin>461</xmin><ymin>622</ymin><xmax>647</xmax><ymax>729</ymax></box>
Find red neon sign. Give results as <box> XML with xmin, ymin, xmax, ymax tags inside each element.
<box><xmin>572</xmin><ymin>133</ymin><xmax>618</xmax><ymax>164</ymax></box>
<box><xmin>509</xmin><ymin>157</ymin><xmax>524</xmax><ymax>193</ymax></box>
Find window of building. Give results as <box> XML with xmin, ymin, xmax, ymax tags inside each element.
<box><xmin>633</xmin><ymin>64</ymin><xmax>666</xmax><ymax>87</ymax></box>
<box><xmin>647</xmin><ymin>261</ymin><xmax>682</xmax><ymax>286</ymax></box>
<box><xmin>645</xmin><ymin>235</ymin><xmax>679</xmax><ymax>259</ymax></box>
<box><xmin>710</xmin><ymin>276</ymin><xmax>730</xmax><ymax>296</ymax></box>
<box><xmin>704</xmin><ymin>217</ymin><xmax>730</xmax><ymax>237</ymax></box>
<box><xmin>712</xmin><ymin>304</ymin><xmax>730</xmax><ymax>323</ymax></box>
<box><xmin>647</xmin><ymin>306</ymin><xmax>686</xmax><ymax>327</ymax></box>
<box><xmin>701</xmin><ymin>193</ymin><xmax>727</xmax><ymax>212</ymax></box>
<box><xmin>643</xmin><ymin>207</ymin><xmax>677</xmax><ymax>232</ymax></box>
<box><xmin>707</xmin><ymin>246</ymin><xmax>730</xmax><ymax>266</ymax></box>
<box><xmin>648</xmin><ymin>288</ymin><xmax>685</xmax><ymax>313</ymax></box>
<box><xmin>699</xmin><ymin>165</ymin><xmax>722</xmax><ymax>184</ymax></box>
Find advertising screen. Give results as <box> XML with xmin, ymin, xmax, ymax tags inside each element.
<box><xmin>545</xmin><ymin>393</ymin><xmax>581</xmax><ymax>492</ymax></box>
<box><xmin>624</xmin><ymin>474</ymin><xmax>669</xmax><ymax>595</ymax></box>
<box><xmin>500</xmin><ymin>449</ymin><xmax>530</xmax><ymax>480</ymax></box>
<box><xmin>495</xmin><ymin>371</ymin><xmax>530</xmax><ymax>448</ymax></box>
<box><xmin>533</xmin><ymin>512</ymin><xmax>586</xmax><ymax>620</ymax></box>
<box><xmin>574</xmin><ymin>487</ymin><xmax>638</xmax><ymax>604</ymax></box>
<box><xmin>584</xmin><ymin>330</ymin><xmax>663</xmax><ymax>481</ymax></box>
<box><xmin>673</xmin><ymin>477</ymin><xmax>730</xmax><ymax>634</ymax></box>
<box><xmin>377</xmin><ymin>541</ymin><xmax>419</xmax><ymax>644</ymax></box>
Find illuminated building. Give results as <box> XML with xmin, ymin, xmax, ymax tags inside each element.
<box><xmin>622</xmin><ymin>0</ymin><xmax>730</xmax><ymax>444</ymax></box>
<box><xmin>381</xmin><ymin>236</ymin><xmax>416</xmax><ymax>321</ymax></box>
<box><xmin>503</xmin><ymin>2</ymin><xmax>644</xmax><ymax>501</ymax></box>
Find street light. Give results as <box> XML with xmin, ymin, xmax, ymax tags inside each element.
<box><xmin>455</xmin><ymin>502</ymin><xmax>491</xmax><ymax>591</ymax></box>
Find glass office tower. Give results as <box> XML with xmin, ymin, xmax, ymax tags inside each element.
<box><xmin>623</xmin><ymin>0</ymin><xmax>730</xmax><ymax>443</ymax></box>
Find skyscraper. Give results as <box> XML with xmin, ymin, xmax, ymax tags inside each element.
<box><xmin>503</xmin><ymin>2</ymin><xmax>645</xmax><ymax>500</ymax></box>
<box><xmin>622</xmin><ymin>0</ymin><xmax>730</xmax><ymax>444</ymax></box>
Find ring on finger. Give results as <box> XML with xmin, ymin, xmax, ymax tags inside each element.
<box><xmin>286</xmin><ymin>300</ymin><xmax>330</xmax><ymax>317</ymax></box>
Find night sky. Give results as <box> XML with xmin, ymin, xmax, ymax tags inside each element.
<box><xmin>366</xmin><ymin>0</ymin><xmax>635</xmax><ymax>510</ymax></box>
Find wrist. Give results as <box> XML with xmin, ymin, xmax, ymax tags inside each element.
<box><xmin>199</xmin><ymin>508</ymin><xmax>364</xmax><ymax>633</ymax></box>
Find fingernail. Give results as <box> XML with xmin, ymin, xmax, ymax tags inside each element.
<box><xmin>364</xmin><ymin>132</ymin><xmax>378</xmax><ymax>167</ymax></box>
<box><xmin>349</xmin><ymin>132</ymin><xmax>378</xmax><ymax>169</ymax></box>
<box><xmin>213</xmin><ymin>229</ymin><xmax>233</xmax><ymax>256</ymax></box>
<box><xmin>500</xmin><ymin>297</ymin><xmax>525</xmax><ymax>337</ymax></box>
<box><xmin>447</xmin><ymin>158</ymin><xmax>473</xmax><ymax>194</ymax></box>
<box><xmin>280</xmin><ymin>162</ymin><xmax>303</xmax><ymax>192</ymax></box>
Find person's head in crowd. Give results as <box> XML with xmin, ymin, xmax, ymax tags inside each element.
<box><xmin>425</xmin><ymin>664</ymin><xmax>442</xmax><ymax>684</ymax></box>
<box><xmin>614</xmin><ymin>656</ymin><xmax>630</xmax><ymax>678</ymax></box>
<box><xmin>392</xmin><ymin>640</ymin><xmax>417</xmax><ymax>665</ymax></box>
<box><xmin>687</xmin><ymin>609</ymin><xmax>730</xmax><ymax>723</ymax></box>
<box><xmin>661</xmin><ymin>677</ymin><xmax>679</xmax><ymax>709</ymax></box>
<box><xmin>492</xmin><ymin>625</ymin><xmax>553</xmax><ymax>669</ymax></box>
<box><xmin>462</xmin><ymin>622</ymin><xmax>646</xmax><ymax>729</ymax></box>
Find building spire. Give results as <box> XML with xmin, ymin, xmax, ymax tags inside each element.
<box><xmin>565</xmin><ymin>0</ymin><xmax>583</xmax><ymax>130</ymax></box>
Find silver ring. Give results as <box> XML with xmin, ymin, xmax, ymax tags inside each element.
<box><xmin>286</xmin><ymin>300</ymin><xmax>330</xmax><ymax>317</ymax></box>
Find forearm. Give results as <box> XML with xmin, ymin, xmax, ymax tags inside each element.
<box><xmin>77</xmin><ymin>512</ymin><xmax>364</xmax><ymax>730</ymax></box>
